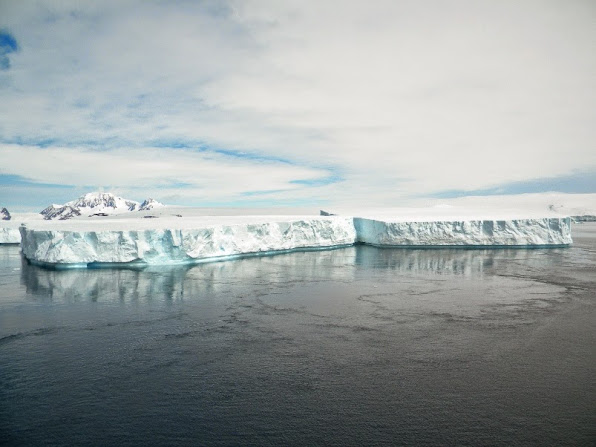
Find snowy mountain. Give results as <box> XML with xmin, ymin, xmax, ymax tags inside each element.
<box><xmin>40</xmin><ymin>192</ymin><xmax>164</xmax><ymax>220</ymax></box>
<box><xmin>138</xmin><ymin>198</ymin><xmax>164</xmax><ymax>211</ymax></box>
<box><xmin>40</xmin><ymin>205</ymin><xmax>82</xmax><ymax>220</ymax></box>
<box><xmin>69</xmin><ymin>192</ymin><xmax>139</xmax><ymax>213</ymax></box>
<box><xmin>1</xmin><ymin>207</ymin><xmax>11</xmax><ymax>221</ymax></box>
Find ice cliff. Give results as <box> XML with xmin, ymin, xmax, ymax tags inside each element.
<box><xmin>20</xmin><ymin>217</ymin><xmax>357</xmax><ymax>267</ymax></box>
<box><xmin>18</xmin><ymin>215</ymin><xmax>572</xmax><ymax>268</ymax></box>
<box><xmin>354</xmin><ymin>217</ymin><xmax>571</xmax><ymax>247</ymax></box>
<box><xmin>0</xmin><ymin>227</ymin><xmax>21</xmax><ymax>244</ymax></box>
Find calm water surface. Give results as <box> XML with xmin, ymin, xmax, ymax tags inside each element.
<box><xmin>1</xmin><ymin>224</ymin><xmax>595</xmax><ymax>446</ymax></box>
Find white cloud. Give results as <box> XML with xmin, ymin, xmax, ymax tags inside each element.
<box><xmin>0</xmin><ymin>0</ymin><xmax>595</xmax><ymax>206</ymax></box>
<box><xmin>0</xmin><ymin>144</ymin><xmax>330</xmax><ymax>202</ymax></box>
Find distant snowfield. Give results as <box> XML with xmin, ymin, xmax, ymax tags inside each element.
<box><xmin>2</xmin><ymin>192</ymin><xmax>595</xmax><ymax>266</ymax></box>
<box><xmin>8</xmin><ymin>191</ymin><xmax>596</xmax><ymax>229</ymax></box>
<box><xmin>4</xmin><ymin>206</ymin><xmax>577</xmax><ymax>231</ymax></box>
<box><xmin>332</xmin><ymin>192</ymin><xmax>596</xmax><ymax>221</ymax></box>
<box><xmin>425</xmin><ymin>192</ymin><xmax>596</xmax><ymax>219</ymax></box>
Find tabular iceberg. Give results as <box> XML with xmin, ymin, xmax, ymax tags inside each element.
<box><xmin>17</xmin><ymin>213</ymin><xmax>573</xmax><ymax>268</ymax></box>
<box><xmin>20</xmin><ymin>217</ymin><xmax>357</xmax><ymax>267</ymax></box>
<box><xmin>354</xmin><ymin>217</ymin><xmax>572</xmax><ymax>247</ymax></box>
<box><xmin>0</xmin><ymin>227</ymin><xmax>21</xmax><ymax>244</ymax></box>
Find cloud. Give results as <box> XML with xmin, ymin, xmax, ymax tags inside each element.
<box><xmin>0</xmin><ymin>143</ymin><xmax>332</xmax><ymax>202</ymax></box>
<box><xmin>0</xmin><ymin>0</ymin><xmax>595</xmax><ymax>208</ymax></box>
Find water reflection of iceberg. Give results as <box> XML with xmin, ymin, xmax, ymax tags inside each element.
<box><xmin>20</xmin><ymin>247</ymin><xmax>358</xmax><ymax>303</ymax></box>
<box><xmin>21</xmin><ymin>259</ymin><xmax>189</xmax><ymax>304</ymax></box>
<box><xmin>20</xmin><ymin>245</ymin><xmax>565</xmax><ymax>303</ymax></box>
<box><xmin>355</xmin><ymin>245</ymin><xmax>563</xmax><ymax>277</ymax></box>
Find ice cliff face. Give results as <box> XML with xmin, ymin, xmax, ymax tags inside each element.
<box><xmin>18</xmin><ymin>215</ymin><xmax>573</xmax><ymax>267</ymax></box>
<box><xmin>41</xmin><ymin>192</ymin><xmax>164</xmax><ymax>219</ymax></box>
<box><xmin>20</xmin><ymin>217</ymin><xmax>357</xmax><ymax>266</ymax></box>
<box><xmin>0</xmin><ymin>227</ymin><xmax>21</xmax><ymax>244</ymax></box>
<box><xmin>572</xmin><ymin>215</ymin><xmax>596</xmax><ymax>222</ymax></box>
<box><xmin>354</xmin><ymin>217</ymin><xmax>572</xmax><ymax>246</ymax></box>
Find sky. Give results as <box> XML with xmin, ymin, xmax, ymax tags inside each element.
<box><xmin>0</xmin><ymin>0</ymin><xmax>595</xmax><ymax>211</ymax></box>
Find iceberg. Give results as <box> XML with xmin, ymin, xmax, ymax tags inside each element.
<box><xmin>5</xmin><ymin>192</ymin><xmax>592</xmax><ymax>264</ymax></box>
<box><xmin>17</xmin><ymin>210</ymin><xmax>572</xmax><ymax>268</ymax></box>
<box><xmin>0</xmin><ymin>227</ymin><xmax>21</xmax><ymax>244</ymax></box>
<box><xmin>20</xmin><ymin>216</ymin><xmax>358</xmax><ymax>267</ymax></box>
<box><xmin>354</xmin><ymin>217</ymin><xmax>571</xmax><ymax>247</ymax></box>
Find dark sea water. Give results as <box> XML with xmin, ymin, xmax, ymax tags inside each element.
<box><xmin>1</xmin><ymin>224</ymin><xmax>595</xmax><ymax>446</ymax></box>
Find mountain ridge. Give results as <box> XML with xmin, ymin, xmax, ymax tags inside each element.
<box><xmin>40</xmin><ymin>192</ymin><xmax>164</xmax><ymax>220</ymax></box>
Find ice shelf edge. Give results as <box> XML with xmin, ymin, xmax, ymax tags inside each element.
<box><xmin>0</xmin><ymin>227</ymin><xmax>21</xmax><ymax>244</ymax></box>
<box><xmin>18</xmin><ymin>216</ymin><xmax>572</xmax><ymax>268</ymax></box>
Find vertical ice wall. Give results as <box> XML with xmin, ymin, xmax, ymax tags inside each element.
<box><xmin>19</xmin><ymin>217</ymin><xmax>357</xmax><ymax>266</ymax></box>
<box><xmin>0</xmin><ymin>227</ymin><xmax>21</xmax><ymax>244</ymax></box>
<box><xmin>16</xmin><ymin>215</ymin><xmax>573</xmax><ymax>267</ymax></box>
<box><xmin>354</xmin><ymin>217</ymin><xmax>572</xmax><ymax>246</ymax></box>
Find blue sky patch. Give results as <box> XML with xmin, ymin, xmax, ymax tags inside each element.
<box><xmin>0</xmin><ymin>30</ymin><xmax>18</xmax><ymax>70</ymax></box>
<box><xmin>290</xmin><ymin>174</ymin><xmax>343</xmax><ymax>187</ymax></box>
<box><xmin>241</xmin><ymin>189</ymin><xmax>290</xmax><ymax>197</ymax></box>
<box><xmin>0</xmin><ymin>174</ymin><xmax>72</xmax><ymax>188</ymax></box>
<box><xmin>212</xmin><ymin>148</ymin><xmax>295</xmax><ymax>165</ymax></box>
<box><xmin>431</xmin><ymin>170</ymin><xmax>596</xmax><ymax>199</ymax></box>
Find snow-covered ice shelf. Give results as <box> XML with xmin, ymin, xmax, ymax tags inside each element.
<box><xmin>20</xmin><ymin>216</ymin><xmax>357</xmax><ymax>268</ymax></box>
<box><xmin>0</xmin><ymin>227</ymin><xmax>21</xmax><ymax>244</ymax></box>
<box><xmin>17</xmin><ymin>210</ymin><xmax>572</xmax><ymax>268</ymax></box>
<box><xmin>0</xmin><ymin>214</ymin><xmax>38</xmax><ymax>244</ymax></box>
<box><xmin>354</xmin><ymin>217</ymin><xmax>571</xmax><ymax>247</ymax></box>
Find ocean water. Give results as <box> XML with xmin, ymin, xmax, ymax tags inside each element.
<box><xmin>1</xmin><ymin>224</ymin><xmax>595</xmax><ymax>446</ymax></box>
